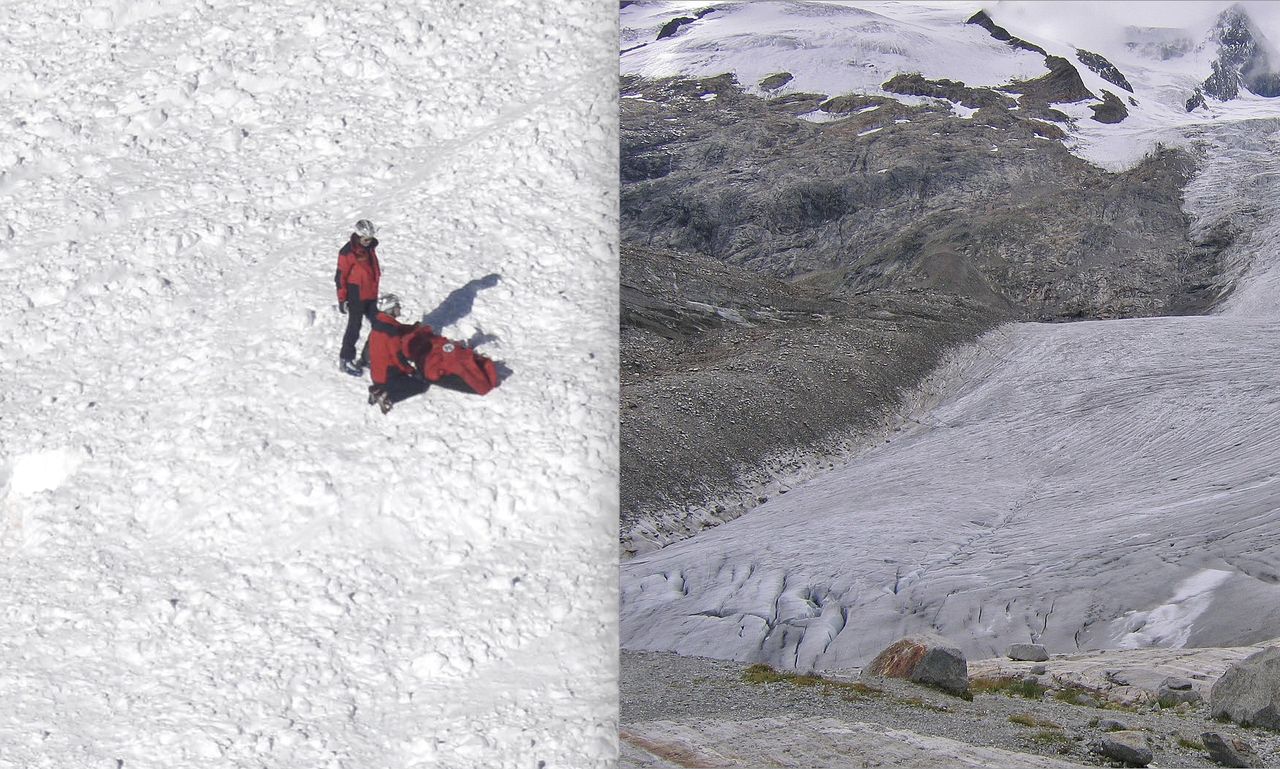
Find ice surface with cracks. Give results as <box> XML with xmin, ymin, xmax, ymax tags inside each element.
<box><xmin>0</xmin><ymin>1</ymin><xmax>617</xmax><ymax>767</ymax></box>
<box><xmin>621</xmin><ymin>118</ymin><xmax>1280</xmax><ymax>672</ymax></box>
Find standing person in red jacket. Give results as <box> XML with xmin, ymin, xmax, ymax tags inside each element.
<box><xmin>335</xmin><ymin>219</ymin><xmax>382</xmax><ymax>376</ymax></box>
<box><xmin>365</xmin><ymin>294</ymin><xmax>429</xmax><ymax>414</ymax></box>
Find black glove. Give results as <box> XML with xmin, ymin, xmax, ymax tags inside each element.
<box><xmin>338</xmin><ymin>300</ymin><xmax>347</xmax><ymax>314</ymax></box>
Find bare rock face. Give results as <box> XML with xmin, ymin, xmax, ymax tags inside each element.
<box><xmin>1077</xmin><ymin>49</ymin><xmax>1134</xmax><ymax>92</ymax></box>
<box><xmin>1202</xmin><ymin>5</ymin><xmax>1280</xmax><ymax>100</ymax></box>
<box><xmin>866</xmin><ymin>634</ymin><xmax>969</xmax><ymax>696</ymax></box>
<box><xmin>1209</xmin><ymin>646</ymin><xmax>1280</xmax><ymax>729</ymax></box>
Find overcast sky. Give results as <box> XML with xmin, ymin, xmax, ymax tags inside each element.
<box><xmin>987</xmin><ymin>1</ymin><xmax>1280</xmax><ymax>51</ymax></box>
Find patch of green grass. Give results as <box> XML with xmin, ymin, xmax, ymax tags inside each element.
<box><xmin>1051</xmin><ymin>686</ymin><xmax>1100</xmax><ymax>707</ymax></box>
<box><xmin>1032</xmin><ymin>729</ymin><xmax>1071</xmax><ymax>745</ymax></box>
<box><xmin>972</xmin><ymin>675</ymin><xmax>1046</xmax><ymax>699</ymax></box>
<box><xmin>741</xmin><ymin>664</ymin><xmax>881</xmax><ymax>698</ymax></box>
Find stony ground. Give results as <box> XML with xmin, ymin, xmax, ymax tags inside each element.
<box><xmin>621</xmin><ymin>647</ymin><xmax>1280</xmax><ymax>767</ymax></box>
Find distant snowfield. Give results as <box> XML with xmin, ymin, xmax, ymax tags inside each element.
<box><xmin>620</xmin><ymin>2</ymin><xmax>1280</xmax><ymax>673</ymax></box>
<box><xmin>0</xmin><ymin>1</ymin><xmax>616</xmax><ymax>767</ymax></box>
<box><xmin>621</xmin><ymin>0</ymin><xmax>1280</xmax><ymax>169</ymax></box>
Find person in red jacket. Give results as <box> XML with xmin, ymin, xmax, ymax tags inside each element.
<box><xmin>335</xmin><ymin>219</ymin><xmax>382</xmax><ymax>376</ymax></box>
<box><xmin>405</xmin><ymin>326</ymin><xmax>500</xmax><ymax>396</ymax></box>
<box><xmin>365</xmin><ymin>294</ymin><xmax>429</xmax><ymax>414</ymax></box>
<box><xmin>363</xmin><ymin>294</ymin><xmax>502</xmax><ymax>414</ymax></box>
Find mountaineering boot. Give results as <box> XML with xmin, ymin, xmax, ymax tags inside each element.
<box><xmin>367</xmin><ymin>385</ymin><xmax>384</xmax><ymax>405</ymax></box>
<box><xmin>377</xmin><ymin>389</ymin><xmax>393</xmax><ymax>415</ymax></box>
<box><xmin>340</xmin><ymin>357</ymin><xmax>363</xmax><ymax>377</ymax></box>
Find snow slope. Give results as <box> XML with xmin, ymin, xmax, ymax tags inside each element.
<box><xmin>621</xmin><ymin>1</ymin><xmax>1280</xmax><ymax>168</ymax></box>
<box><xmin>0</xmin><ymin>1</ymin><xmax>616</xmax><ymax>767</ymax></box>
<box><xmin>620</xmin><ymin>4</ymin><xmax>1280</xmax><ymax>672</ymax></box>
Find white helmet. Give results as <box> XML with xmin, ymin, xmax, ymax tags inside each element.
<box><xmin>376</xmin><ymin>293</ymin><xmax>401</xmax><ymax>317</ymax></box>
<box><xmin>354</xmin><ymin>219</ymin><xmax>377</xmax><ymax>239</ymax></box>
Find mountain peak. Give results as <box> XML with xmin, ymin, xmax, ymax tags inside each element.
<box><xmin>1202</xmin><ymin>3</ymin><xmax>1280</xmax><ymax>100</ymax></box>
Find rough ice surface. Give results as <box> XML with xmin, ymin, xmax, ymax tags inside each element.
<box><xmin>0</xmin><ymin>1</ymin><xmax>617</xmax><ymax>767</ymax></box>
<box><xmin>620</xmin><ymin>117</ymin><xmax>1280</xmax><ymax>672</ymax></box>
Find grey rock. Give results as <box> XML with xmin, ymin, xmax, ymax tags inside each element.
<box><xmin>866</xmin><ymin>633</ymin><xmax>969</xmax><ymax>696</ymax></box>
<box><xmin>1029</xmin><ymin>663</ymin><xmax>1047</xmax><ymax>675</ymax></box>
<box><xmin>1201</xmin><ymin>731</ymin><xmax>1261</xmax><ymax>768</ymax></box>
<box><xmin>1007</xmin><ymin>643</ymin><xmax>1049</xmax><ymax>662</ymax></box>
<box><xmin>1097</xmin><ymin>718</ymin><xmax>1128</xmax><ymax>732</ymax></box>
<box><xmin>1159</xmin><ymin>676</ymin><xmax>1203</xmax><ymax>707</ymax></box>
<box><xmin>1210</xmin><ymin>646</ymin><xmax>1280</xmax><ymax>729</ymax></box>
<box><xmin>1091</xmin><ymin>730</ymin><xmax>1152</xmax><ymax>766</ymax></box>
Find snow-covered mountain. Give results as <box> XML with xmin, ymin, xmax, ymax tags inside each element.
<box><xmin>0</xmin><ymin>2</ymin><xmax>615</xmax><ymax>767</ymax></box>
<box><xmin>621</xmin><ymin>1</ymin><xmax>1280</xmax><ymax>169</ymax></box>
<box><xmin>620</xmin><ymin>2</ymin><xmax>1280</xmax><ymax>673</ymax></box>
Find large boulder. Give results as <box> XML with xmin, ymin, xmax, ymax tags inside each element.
<box><xmin>1210</xmin><ymin>646</ymin><xmax>1280</xmax><ymax>729</ymax></box>
<box><xmin>866</xmin><ymin>633</ymin><xmax>969</xmax><ymax>696</ymax></box>
<box><xmin>1090</xmin><ymin>731</ymin><xmax>1152</xmax><ymax>767</ymax></box>
<box><xmin>1158</xmin><ymin>676</ymin><xmax>1202</xmax><ymax>707</ymax></box>
<box><xmin>1201</xmin><ymin>732</ymin><xmax>1261</xmax><ymax>768</ymax></box>
<box><xmin>1007</xmin><ymin>643</ymin><xmax>1049</xmax><ymax>662</ymax></box>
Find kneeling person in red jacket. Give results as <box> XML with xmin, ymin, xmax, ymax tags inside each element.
<box><xmin>365</xmin><ymin>294</ymin><xmax>429</xmax><ymax>414</ymax></box>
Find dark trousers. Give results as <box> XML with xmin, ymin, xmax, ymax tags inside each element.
<box><xmin>382</xmin><ymin>371</ymin><xmax>429</xmax><ymax>404</ymax></box>
<box><xmin>340</xmin><ymin>296</ymin><xmax>375</xmax><ymax>361</ymax></box>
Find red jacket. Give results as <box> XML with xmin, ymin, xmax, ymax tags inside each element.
<box><xmin>405</xmin><ymin>329</ymin><xmax>500</xmax><ymax>395</ymax></box>
<box><xmin>367</xmin><ymin>312</ymin><xmax>420</xmax><ymax>385</ymax></box>
<box><xmin>335</xmin><ymin>234</ymin><xmax>381</xmax><ymax>304</ymax></box>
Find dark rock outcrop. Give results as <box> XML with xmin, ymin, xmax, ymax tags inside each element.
<box><xmin>759</xmin><ymin>72</ymin><xmax>793</xmax><ymax>91</ymax></box>
<box><xmin>1202</xmin><ymin>5</ymin><xmax>1280</xmax><ymax>100</ymax></box>
<box><xmin>1005</xmin><ymin>55</ymin><xmax>1096</xmax><ymax>105</ymax></box>
<box><xmin>966</xmin><ymin>10</ymin><xmax>1046</xmax><ymax>56</ymax></box>
<box><xmin>1091</xmin><ymin>90</ymin><xmax>1129</xmax><ymax>124</ymax></box>
<box><xmin>882</xmin><ymin>73</ymin><xmax>1015</xmax><ymax>110</ymax></box>
<box><xmin>1077</xmin><ymin>49</ymin><xmax>1134</xmax><ymax>92</ymax></box>
<box><xmin>656</xmin><ymin>7</ymin><xmax>717</xmax><ymax>41</ymax></box>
